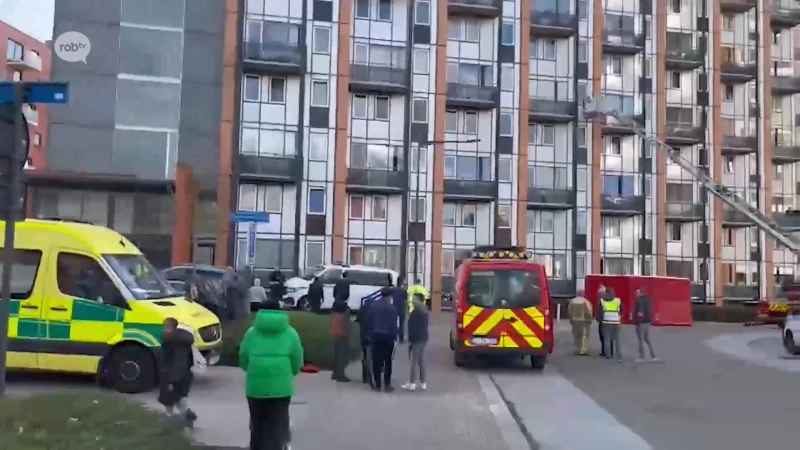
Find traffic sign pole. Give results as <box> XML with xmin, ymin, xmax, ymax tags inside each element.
<box><xmin>0</xmin><ymin>84</ymin><xmax>24</xmax><ymax>396</ymax></box>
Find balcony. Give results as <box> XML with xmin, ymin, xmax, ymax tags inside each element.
<box><xmin>776</xmin><ymin>211</ymin><xmax>800</xmax><ymax>230</ymax></box>
<box><xmin>722</xmin><ymin>206</ymin><xmax>751</xmax><ymax>226</ymax></box>
<box><xmin>528</xmin><ymin>98</ymin><xmax>576</xmax><ymax>123</ymax></box>
<box><xmin>529</xmin><ymin>10</ymin><xmax>577</xmax><ymax>39</ymax></box>
<box><xmin>665</xmin><ymin>123</ymin><xmax>704</xmax><ymax>146</ymax></box>
<box><xmin>526</xmin><ymin>187</ymin><xmax>573</xmax><ymax>209</ymax></box>
<box><xmin>723</xmin><ymin>285</ymin><xmax>758</xmax><ymax>301</ymax></box>
<box><xmin>242</xmin><ymin>37</ymin><xmax>304</xmax><ymax>75</ymax></box>
<box><xmin>600</xmin><ymin>114</ymin><xmax>644</xmax><ymax>136</ymax></box>
<box><xmin>773</xmin><ymin>136</ymin><xmax>800</xmax><ymax>164</ymax></box>
<box><xmin>602</xmin><ymin>29</ymin><xmax>645</xmax><ymax>55</ymax></box>
<box><xmin>443</xmin><ymin>179</ymin><xmax>495</xmax><ymax>200</ymax></box>
<box><xmin>771</xmin><ymin>1</ymin><xmax>800</xmax><ymax>30</ymax></box>
<box><xmin>447</xmin><ymin>0</ymin><xmax>501</xmax><ymax>17</ymax></box>
<box><xmin>6</xmin><ymin>49</ymin><xmax>42</xmax><ymax>72</ymax></box>
<box><xmin>446</xmin><ymin>83</ymin><xmax>498</xmax><ymax>110</ymax></box>
<box><xmin>346</xmin><ymin>169</ymin><xmax>405</xmax><ymax>194</ymax></box>
<box><xmin>665</xmin><ymin>202</ymin><xmax>704</xmax><ymax>222</ymax></box>
<box><xmin>720</xmin><ymin>0</ymin><xmax>756</xmax><ymax>13</ymax></box>
<box><xmin>22</xmin><ymin>104</ymin><xmax>38</xmax><ymax>126</ymax></box>
<box><xmin>720</xmin><ymin>135</ymin><xmax>757</xmax><ymax>156</ymax></box>
<box><xmin>599</xmin><ymin>193</ymin><xmax>644</xmax><ymax>216</ymax></box>
<box><xmin>772</xmin><ymin>75</ymin><xmax>800</xmax><ymax>96</ymax></box>
<box><xmin>349</xmin><ymin>64</ymin><xmax>408</xmax><ymax>95</ymax></box>
<box><xmin>664</xmin><ymin>48</ymin><xmax>704</xmax><ymax>71</ymax></box>
<box><xmin>720</xmin><ymin>61</ymin><xmax>756</xmax><ymax>84</ymax></box>
<box><xmin>238</xmin><ymin>154</ymin><xmax>302</xmax><ymax>182</ymax></box>
<box><xmin>548</xmin><ymin>279</ymin><xmax>575</xmax><ymax>298</ymax></box>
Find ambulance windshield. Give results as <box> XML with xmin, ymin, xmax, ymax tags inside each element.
<box><xmin>104</xmin><ymin>254</ymin><xmax>176</xmax><ymax>300</ymax></box>
<box><xmin>466</xmin><ymin>269</ymin><xmax>541</xmax><ymax>309</ymax></box>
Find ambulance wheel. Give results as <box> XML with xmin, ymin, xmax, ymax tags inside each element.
<box><xmin>454</xmin><ymin>351</ymin><xmax>467</xmax><ymax>367</ymax></box>
<box><xmin>106</xmin><ymin>344</ymin><xmax>156</xmax><ymax>394</ymax></box>
<box><xmin>449</xmin><ymin>332</ymin><xmax>455</xmax><ymax>350</ymax></box>
<box><xmin>530</xmin><ymin>356</ymin><xmax>547</xmax><ymax>370</ymax></box>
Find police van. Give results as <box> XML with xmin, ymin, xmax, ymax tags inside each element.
<box><xmin>284</xmin><ymin>264</ymin><xmax>398</xmax><ymax>311</ymax></box>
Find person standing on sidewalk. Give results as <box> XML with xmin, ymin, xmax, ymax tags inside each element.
<box><xmin>368</xmin><ymin>287</ymin><xmax>398</xmax><ymax>392</ymax></box>
<box><xmin>158</xmin><ymin>318</ymin><xmax>198</xmax><ymax>425</ymax></box>
<box><xmin>356</xmin><ymin>292</ymin><xmax>376</xmax><ymax>387</ymax></box>
<box><xmin>329</xmin><ymin>297</ymin><xmax>352</xmax><ymax>382</ymax></box>
<box><xmin>402</xmin><ymin>296</ymin><xmax>429</xmax><ymax>391</ymax></box>
<box><xmin>596</xmin><ymin>284</ymin><xmax>612</xmax><ymax>357</ymax></box>
<box><xmin>599</xmin><ymin>290</ymin><xmax>623</xmax><ymax>362</ymax></box>
<box><xmin>392</xmin><ymin>277</ymin><xmax>408</xmax><ymax>343</ymax></box>
<box><xmin>567</xmin><ymin>289</ymin><xmax>593</xmax><ymax>356</ymax></box>
<box><xmin>239</xmin><ymin>300</ymin><xmax>303</xmax><ymax>450</ymax></box>
<box><xmin>633</xmin><ymin>288</ymin><xmax>657</xmax><ymax>362</ymax></box>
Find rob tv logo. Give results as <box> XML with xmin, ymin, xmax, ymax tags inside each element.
<box><xmin>54</xmin><ymin>31</ymin><xmax>92</xmax><ymax>63</ymax></box>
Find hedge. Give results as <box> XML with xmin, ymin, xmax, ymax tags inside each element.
<box><xmin>219</xmin><ymin>311</ymin><xmax>361</xmax><ymax>370</ymax></box>
<box><xmin>691</xmin><ymin>304</ymin><xmax>758</xmax><ymax>323</ymax></box>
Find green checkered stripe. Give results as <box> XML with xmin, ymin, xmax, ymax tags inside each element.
<box><xmin>9</xmin><ymin>299</ymin><xmax>163</xmax><ymax>347</ymax></box>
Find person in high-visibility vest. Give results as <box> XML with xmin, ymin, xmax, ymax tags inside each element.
<box><xmin>407</xmin><ymin>279</ymin><xmax>429</xmax><ymax>314</ymax></box>
<box><xmin>599</xmin><ymin>290</ymin><xmax>623</xmax><ymax>361</ymax></box>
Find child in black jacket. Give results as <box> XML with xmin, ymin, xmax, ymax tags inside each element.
<box><xmin>158</xmin><ymin>318</ymin><xmax>198</xmax><ymax>424</ymax></box>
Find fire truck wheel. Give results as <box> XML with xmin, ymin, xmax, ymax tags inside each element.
<box><xmin>530</xmin><ymin>356</ymin><xmax>546</xmax><ymax>370</ymax></box>
<box><xmin>454</xmin><ymin>351</ymin><xmax>467</xmax><ymax>367</ymax></box>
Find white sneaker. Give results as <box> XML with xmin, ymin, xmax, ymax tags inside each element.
<box><xmin>401</xmin><ymin>383</ymin><xmax>416</xmax><ymax>390</ymax></box>
<box><xmin>420</xmin><ymin>383</ymin><xmax>427</xmax><ymax>391</ymax></box>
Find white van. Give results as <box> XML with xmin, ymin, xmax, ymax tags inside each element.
<box><xmin>284</xmin><ymin>264</ymin><xmax>398</xmax><ymax>311</ymax></box>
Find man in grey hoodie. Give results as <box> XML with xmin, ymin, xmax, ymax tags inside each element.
<box><xmin>633</xmin><ymin>288</ymin><xmax>657</xmax><ymax>362</ymax></box>
<box><xmin>402</xmin><ymin>297</ymin><xmax>429</xmax><ymax>391</ymax></box>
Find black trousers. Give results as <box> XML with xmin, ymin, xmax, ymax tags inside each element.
<box><xmin>370</xmin><ymin>338</ymin><xmax>395</xmax><ymax>389</ymax></box>
<box><xmin>598</xmin><ymin>323</ymin><xmax>615</xmax><ymax>357</ymax></box>
<box><xmin>247</xmin><ymin>396</ymin><xmax>291</xmax><ymax>450</ymax></box>
<box><xmin>397</xmin><ymin>314</ymin><xmax>406</xmax><ymax>342</ymax></box>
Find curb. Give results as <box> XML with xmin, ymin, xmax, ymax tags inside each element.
<box><xmin>477</xmin><ymin>374</ymin><xmax>537</xmax><ymax>450</ymax></box>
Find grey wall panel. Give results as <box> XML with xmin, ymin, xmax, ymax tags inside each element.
<box><xmin>179</xmin><ymin>82</ymin><xmax>221</xmax><ymax>137</ymax></box>
<box><xmin>112</xmin><ymin>129</ymin><xmax>169</xmax><ymax>179</ymax></box>
<box><xmin>182</xmin><ymin>32</ymin><xmax>223</xmax><ymax>84</ymax></box>
<box><xmin>47</xmin><ymin>124</ymin><xmax>115</xmax><ymax>173</ymax></box>
<box><xmin>47</xmin><ymin>74</ymin><xmax>117</xmax><ymax>126</ymax></box>
<box><xmin>177</xmin><ymin>133</ymin><xmax>220</xmax><ymax>187</ymax></box>
<box><xmin>119</xmin><ymin>26</ymin><xmax>184</xmax><ymax>79</ymax></box>
<box><xmin>51</xmin><ymin>20</ymin><xmax>121</xmax><ymax>76</ymax></box>
<box><xmin>183</xmin><ymin>0</ymin><xmax>225</xmax><ymax>34</ymax></box>
<box><xmin>54</xmin><ymin>0</ymin><xmax>121</xmax><ymax>24</ymax></box>
<box><xmin>120</xmin><ymin>0</ymin><xmax>186</xmax><ymax>28</ymax></box>
<box><xmin>115</xmin><ymin>78</ymin><xmax>182</xmax><ymax>129</ymax></box>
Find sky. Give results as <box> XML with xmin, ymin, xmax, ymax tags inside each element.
<box><xmin>0</xmin><ymin>0</ymin><xmax>54</xmax><ymax>43</ymax></box>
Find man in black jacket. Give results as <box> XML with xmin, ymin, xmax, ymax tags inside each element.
<box><xmin>158</xmin><ymin>318</ymin><xmax>198</xmax><ymax>425</ymax></box>
<box><xmin>633</xmin><ymin>288</ymin><xmax>657</xmax><ymax>362</ymax></box>
<box><xmin>367</xmin><ymin>287</ymin><xmax>398</xmax><ymax>392</ymax></box>
<box><xmin>332</xmin><ymin>271</ymin><xmax>351</xmax><ymax>308</ymax></box>
<box><xmin>268</xmin><ymin>268</ymin><xmax>286</xmax><ymax>304</ymax></box>
<box><xmin>391</xmin><ymin>276</ymin><xmax>408</xmax><ymax>343</ymax></box>
<box><xmin>307</xmin><ymin>276</ymin><xmax>324</xmax><ymax>313</ymax></box>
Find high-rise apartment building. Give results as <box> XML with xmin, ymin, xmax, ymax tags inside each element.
<box><xmin>46</xmin><ymin>0</ymin><xmax>800</xmax><ymax>309</ymax></box>
<box><xmin>1</xmin><ymin>22</ymin><xmax>50</xmax><ymax>170</ymax></box>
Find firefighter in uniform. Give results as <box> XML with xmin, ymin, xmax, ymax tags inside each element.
<box><xmin>600</xmin><ymin>290</ymin><xmax>623</xmax><ymax>361</ymax></box>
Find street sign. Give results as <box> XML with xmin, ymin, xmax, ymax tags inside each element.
<box><xmin>230</xmin><ymin>211</ymin><xmax>270</xmax><ymax>223</ymax></box>
<box><xmin>0</xmin><ymin>82</ymin><xmax>69</xmax><ymax>104</ymax></box>
<box><xmin>247</xmin><ymin>223</ymin><xmax>256</xmax><ymax>267</ymax></box>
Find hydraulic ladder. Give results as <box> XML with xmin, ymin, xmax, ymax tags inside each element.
<box><xmin>583</xmin><ymin>97</ymin><xmax>800</xmax><ymax>258</ymax></box>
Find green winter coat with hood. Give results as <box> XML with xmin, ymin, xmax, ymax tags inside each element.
<box><xmin>239</xmin><ymin>310</ymin><xmax>304</xmax><ymax>398</ymax></box>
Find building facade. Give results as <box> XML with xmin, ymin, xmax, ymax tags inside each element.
<box><xmin>1</xmin><ymin>21</ymin><xmax>51</xmax><ymax>170</ymax></box>
<box><xmin>47</xmin><ymin>0</ymin><xmax>800</xmax><ymax>309</ymax></box>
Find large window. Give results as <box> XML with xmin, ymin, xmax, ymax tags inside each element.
<box><xmin>237</xmin><ymin>239</ymin><xmax>295</xmax><ymax>270</ymax></box>
<box><xmin>443</xmin><ymin>155</ymin><xmax>492</xmax><ymax>181</ymax></box>
<box><xmin>0</xmin><ymin>249</ymin><xmax>42</xmax><ymax>300</ymax></box>
<box><xmin>119</xmin><ymin>26</ymin><xmax>183</xmax><ymax>79</ymax></box>
<box><xmin>238</xmin><ymin>184</ymin><xmax>283</xmax><ymax>213</ymax></box>
<box><xmin>241</xmin><ymin>127</ymin><xmax>297</xmax><ymax>156</ymax></box>
<box><xmin>350</xmin><ymin>143</ymin><xmax>402</xmax><ymax>170</ymax></box>
<box><xmin>529</xmin><ymin>165</ymin><xmax>569</xmax><ymax>189</ymax></box>
<box><xmin>348</xmin><ymin>245</ymin><xmax>400</xmax><ymax>270</ymax></box>
<box><xmin>115</xmin><ymin>79</ymin><xmax>181</xmax><ymax>129</ymax></box>
<box><xmin>602</xmin><ymin>175</ymin><xmax>635</xmax><ymax>196</ymax></box>
<box><xmin>442</xmin><ymin>203</ymin><xmax>477</xmax><ymax>227</ymax></box>
<box><xmin>466</xmin><ymin>270</ymin><xmax>542</xmax><ymax>308</ymax></box>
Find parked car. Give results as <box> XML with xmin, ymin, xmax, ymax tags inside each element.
<box><xmin>167</xmin><ymin>278</ymin><xmax>227</xmax><ymax>319</ymax></box>
<box><xmin>783</xmin><ymin>312</ymin><xmax>800</xmax><ymax>355</ymax></box>
<box><xmin>284</xmin><ymin>264</ymin><xmax>398</xmax><ymax>311</ymax></box>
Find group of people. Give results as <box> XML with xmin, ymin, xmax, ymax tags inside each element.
<box><xmin>567</xmin><ymin>284</ymin><xmax>658</xmax><ymax>362</ymax></box>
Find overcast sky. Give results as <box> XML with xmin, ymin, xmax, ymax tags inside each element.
<box><xmin>0</xmin><ymin>0</ymin><xmax>54</xmax><ymax>43</ymax></box>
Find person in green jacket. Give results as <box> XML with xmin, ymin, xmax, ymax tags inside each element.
<box><xmin>239</xmin><ymin>300</ymin><xmax>304</xmax><ymax>450</ymax></box>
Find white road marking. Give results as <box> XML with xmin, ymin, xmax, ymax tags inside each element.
<box><xmin>488</xmin><ymin>371</ymin><xmax>653</xmax><ymax>450</ymax></box>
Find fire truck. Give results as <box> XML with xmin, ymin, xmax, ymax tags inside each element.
<box><xmin>449</xmin><ymin>246</ymin><xmax>554</xmax><ymax>369</ymax></box>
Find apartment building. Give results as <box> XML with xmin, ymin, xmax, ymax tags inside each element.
<box><xmin>1</xmin><ymin>22</ymin><xmax>50</xmax><ymax>170</ymax></box>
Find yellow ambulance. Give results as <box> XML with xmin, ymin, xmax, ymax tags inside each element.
<box><xmin>1</xmin><ymin>219</ymin><xmax>223</xmax><ymax>393</ymax></box>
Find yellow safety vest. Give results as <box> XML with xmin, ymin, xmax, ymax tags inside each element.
<box><xmin>601</xmin><ymin>298</ymin><xmax>621</xmax><ymax>324</ymax></box>
<box><xmin>407</xmin><ymin>285</ymin><xmax>429</xmax><ymax>313</ymax></box>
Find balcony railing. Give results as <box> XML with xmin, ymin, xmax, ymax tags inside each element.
<box><xmin>526</xmin><ymin>187</ymin><xmax>573</xmax><ymax>209</ymax></box>
<box><xmin>6</xmin><ymin>49</ymin><xmax>42</xmax><ymax>72</ymax></box>
<box><xmin>528</xmin><ymin>98</ymin><xmax>576</xmax><ymax>123</ymax></box>
<box><xmin>664</xmin><ymin>48</ymin><xmax>704</xmax><ymax>71</ymax></box>
<box><xmin>446</xmin><ymin>83</ymin><xmax>498</xmax><ymax>109</ymax></box>
<box><xmin>602</xmin><ymin>29</ymin><xmax>645</xmax><ymax>55</ymax></box>
<box><xmin>447</xmin><ymin>0</ymin><xmax>501</xmax><ymax>17</ymax></box>
<box><xmin>722</xmin><ymin>206</ymin><xmax>751</xmax><ymax>225</ymax></box>
<box><xmin>599</xmin><ymin>193</ymin><xmax>644</xmax><ymax>215</ymax></box>
<box><xmin>721</xmin><ymin>135</ymin><xmax>758</xmax><ymax>155</ymax></box>
<box><xmin>772</xmin><ymin>0</ymin><xmax>800</xmax><ymax>29</ymax></box>
<box><xmin>349</xmin><ymin>63</ymin><xmax>408</xmax><ymax>93</ymax></box>
<box><xmin>443</xmin><ymin>179</ymin><xmax>495</xmax><ymax>199</ymax></box>
<box><xmin>720</xmin><ymin>0</ymin><xmax>757</xmax><ymax>13</ymax></box>
<box><xmin>346</xmin><ymin>169</ymin><xmax>405</xmax><ymax>192</ymax></box>
<box><xmin>242</xmin><ymin>36</ymin><xmax>304</xmax><ymax>74</ymax></box>
<box><xmin>665</xmin><ymin>202</ymin><xmax>704</xmax><ymax>221</ymax></box>
<box><xmin>772</xmin><ymin>75</ymin><xmax>800</xmax><ymax>95</ymax></box>
<box><xmin>529</xmin><ymin>10</ymin><xmax>577</xmax><ymax>38</ymax></box>
<box><xmin>238</xmin><ymin>154</ymin><xmax>302</xmax><ymax>181</ymax></box>
<box><xmin>720</xmin><ymin>61</ymin><xmax>757</xmax><ymax>83</ymax></box>
<box><xmin>665</xmin><ymin>122</ymin><xmax>704</xmax><ymax>145</ymax></box>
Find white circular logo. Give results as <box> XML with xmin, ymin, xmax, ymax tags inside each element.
<box><xmin>54</xmin><ymin>31</ymin><xmax>91</xmax><ymax>63</ymax></box>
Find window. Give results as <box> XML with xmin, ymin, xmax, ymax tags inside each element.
<box><xmin>415</xmin><ymin>0</ymin><xmax>430</xmax><ymax>24</ymax></box>
<box><xmin>6</xmin><ymin>39</ymin><xmax>23</xmax><ymax>61</ymax></box>
<box><xmin>372</xmin><ymin>195</ymin><xmax>388</xmax><ymax>220</ymax></box>
<box><xmin>244</xmin><ymin>75</ymin><xmax>260</xmax><ymax>101</ymax></box>
<box><xmin>497</xmin><ymin>205</ymin><xmax>511</xmax><ymax>228</ymax></box>
<box><xmin>238</xmin><ymin>184</ymin><xmax>282</xmax><ymax>213</ymax></box>
<box><xmin>529</xmin><ymin>211</ymin><xmax>554</xmax><ymax>232</ymax></box>
<box><xmin>602</xmin><ymin>175</ymin><xmax>635</xmax><ymax>196</ymax></box>
<box><xmin>578</xmin><ymin>41</ymin><xmax>587</xmax><ymax>62</ymax></box>
<box><xmin>410</xmin><ymin>196</ymin><xmax>426</xmax><ymax>222</ymax></box>
<box><xmin>499</xmin><ymin>111</ymin><xmax>513</xmax><ymax>136</ymax></box>
<box><xmin>311</xmin><ymin>80</ymin><xmax>329</xmax><ymax>107</ymax></box>
<box><xmin>306</xmin><ymin>241</ymin><xmax>324</xmax><ymax>267</ymax></box>
<box><xmin>609</xmin><ymin>137</ymin><xmax>622</xmax><ymax>155</ymax></box>
<box><xmin>354</xmin><ymin>43</ymin><xmax>369</xmax><ymax>63</ymax></box>
<box><xmin>309</xmin><ymin>132</ymin><xmax>328</xmax><ymax>161</ymax></box>
<box><xmin>463</xmin><ymin>111</ymin><xmax>478</xmax><ymax>134</ymax></box>
<box><xmin>312</xmin><ymin>27</ymin><xmax>331</xmax><ymax>54</ymax></box>
<box><xmin>603</xmin><ymin>218</ymin><xmax>622</xmax><ymax>238</ymax></box>
<box><xmin>355</xmin><ymin>0</ymin><xmax>370</xmax><ymax>18</ymax></box>
<box><xmin>0</xmin><ymin>249</ymin><xmax>42</xmax><ymax>300</ymax></box>
<box><xmin>724</xmin><ymin>84</ymin><xmax>734</xmax><ymax>101</ymax></box>
<box><xmin>412</xmin><ymin>98</ymin><xmax>428</xmax><ymax>122</ymax></box>
<box><xmin>464</xmin><ymin>20</ymin><xmax>480</xmax><ymax>42</ymax></box>
<box><xmin>774</xmin><ymin>165</ymin><xmax>783</xmax><ymax>181</ymax></box>
<box><xmin>413</xmin><ymin>48</ymin><xmax>429</xmax><ymax>74</ymax></box>
<box><xmin>269</xmin><ymin>78</ymin><xmax>286</xmax><ymax>104</ymax></box>
<box><xmin>724</xmin><ymin>156</ymin><xmax>734</xmax><ymax>173</ymax></box>
<box><xmin>668</xmin><ymin>71</ymin><xmax>680</xmax><ymax>89</ymax></box>
<box><xmin>56</xmin><ymin>253</ymin><xmax>121</xmax><ymax>305</ymax></box>
<box><xmin>443</xmin><ymin>203</ymin><xmax>456</xmax><ymax>226</ymax></box>
<box><xmin>377</xmin><ymin>0</ymin><xmax>392</xmax><ymax>20</ymax></box>
<box><xmin>352</xmin><ymin>95</ymin><xmax>368</xmax><ymax>118</ymax></box>
<box><xmin>723</xmin><ymin>229</ymin><xmax>734</xmax><ymax>246</ymax></box>
<box><xmin>529</xmin><ymin>124</ymin><xmax>555</xmax><ymax>145</ymax></box>
<box><xmin>445</xmin><ymin>111</ymin><xmax>458</xmax><ymax>132</ymax></box>
<box><xmin>33</xmin><ymin>133</ymin><xmax>41</xmax><ymax>146</ymax></box>
<box><xmin>498</xmin><ymin>158</ymin><xmax>512</xmax><ymax>182</ymax></box>
<box><xmin>607</xmin><ymin>56</ymin><xmax>622</xmax><ymax>75</ymax></box>
<box><xmin>532</xmin><ymin>39</ymin><xmax>556</xmax><ymax>60</ymax></box>
<box><xmin>669</xmin><ymin>0</ymin><xmax>681</xmax><ymax>13</ymax></box>
<box><xmin>577</xmin><ymin>126</ymin><xmax>586</xmax><ymax>147</ymax></box>
<box><xmin>308</xmin><ymin>188</ymin><xmax>326</xmax><ymax>214</ymax></box>
<box><xmin>374</xmin><ymin>96</ymin><xmax>390</xmax><ymax>120</ymax></box>
<box><xmin>501</xmin><ymin>22</ymin><xmax>514</xmax><ymax>45</ymax></box>
<box><xmin>578</xmin><ymin>0</ymin><xmax>587</xmax><ymax>19</ymax></box>
<box><xmin>12</xmin><ymin>70</ymin><xmax>22</xmax><ymax>81</ymax></box>
<box><xmin>667</xmin><ymin>223</ymin><xmax>682</xmax><ymax>241</ymax></box>
<box><xmin>350</xmin><ymin>195</ymin><xmax>365</xmax><ymax>219</ymax></box>
<box><xmin>442</xmin><ymin>249</ymin><xmax>455</xmax><ymax>275</ymax></box>
<box><xmin>501</xmin><ymin>65</ymin><xmax>514</xmax><ymax>90</ymax></box>
<box><xmin>722</xmin><ymin>14</ymin><xmax>735</xmax><ymax>30</ymax></box>
<box><xmin>461</xmin><ymin>204</ymin><xmax>476</xmax><ymax>227</ymax></box>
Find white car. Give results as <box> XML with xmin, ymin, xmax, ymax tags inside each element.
<box><xmin>783</xmin><ymin>312</ymin><xmax>800</xmax><ymax>355</ymax></box>
<box><xmin>284</xmin><ymin>264</ymin><xmax>399</xmax><ymax>311</ymax></box>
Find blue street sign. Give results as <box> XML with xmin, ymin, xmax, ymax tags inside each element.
<box><xmin>231</xmin><ymin>211</ymin><xmax>270</xmax><ymax>223</ymax></box>
<box><xmin>246</xmin><ymin>222</ymin><xmax>256</xmax><ymax>267</ymax></box>
<box><xmin>0</xmin><ymin>82</ymin><xmax>69</xmax><ymax>104</ymax></box>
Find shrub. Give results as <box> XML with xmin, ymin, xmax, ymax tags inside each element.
<box><xmin>219</xmin><ymin>311</ymin><xmax>361</xmax><ymax>370</ymax></box>
<box><xmin>0</xmin><ymin>393</ymin><xmax>195</xmax><ymax>450</ymax></box>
